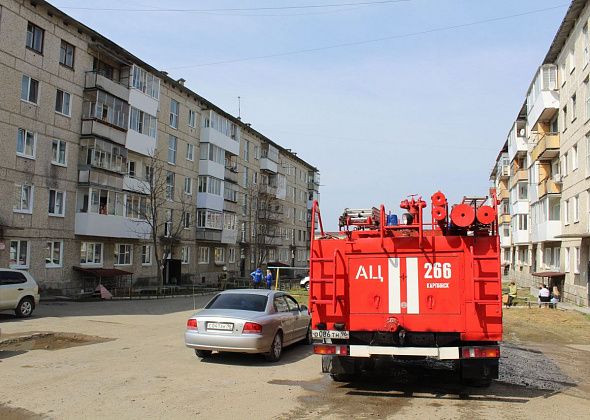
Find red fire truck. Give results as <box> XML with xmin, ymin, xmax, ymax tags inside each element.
<box><xmin>309</xmin><ymin>191</ymin><xmax>502</xmax><ymax>385</ymax></box>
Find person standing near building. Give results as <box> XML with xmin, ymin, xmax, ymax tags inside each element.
<box><xmin>507</xmin><ymin>281</ymin><xmax>517</xmax><ymax>308</ymax></box>
<box><xmin>265</xmin><ymin>270</ymin><xmax>273</xmax><ymax>290</ymax></box>
<box><xmin>250</xmin><ymin>268</ymin><xmax>263</xmax><ymax>289</ymax></box>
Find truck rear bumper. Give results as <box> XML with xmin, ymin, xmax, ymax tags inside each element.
<box><xmin>349</xmin><ymin>345</ymin><xmax>460</xmax><ymax>359</ymax></box>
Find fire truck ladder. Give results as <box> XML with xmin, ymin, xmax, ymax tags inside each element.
<box><xmin>309</xmin><ymin>249</ymin><xmax>344</xmax><ymax>315</ymax></box>
<box><xmin>472</xmin><ymin>254</ymin><xmax>500</xmax><ymax>306</ymax></box>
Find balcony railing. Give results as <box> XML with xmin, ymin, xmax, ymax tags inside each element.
<box><xmin>509</xmin><ymin>169</ymin><xmax>528</xmax><ymax>189</ymax></box>
<box><xmin>499</xmin><ymin>214</ymin><xmax>511</xmax><ymax>225</ymax></box>
<box><xmin>497</xmin><ymin>165</ymin><xmax>510</xmax><ymax>179</ymax></box>
<box><xmin>497</xmin><ymin>189</ymin><xmax>509</xmax><ymax>200</ymax></box>
<box><xmin>538</xmin><ymin>178</ymin><xmax>562</xmax><ymax>198</ymax></box>
<box><xmin>85</xmin><ymin>71</ymin><xmax>130</xmax><ymax>101</ymax></box>
<box><xmin>531</xmin><ymin>133</ymin><xmax>560</xmax><ymax>162</ymax></box>
<box><xmin>224</xmin><ymin>166</ymin><xmax>239</xmax><ymax>183</ymax></box>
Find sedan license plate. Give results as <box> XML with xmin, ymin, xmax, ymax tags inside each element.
<box><xmin>207</xmin><ymin>322</ymin><xmax>234</xmax><ymax>331</ymax></box>
<box><xmin>312</xmin><ymin>330</ymin><xmax>349</xmax><ymax>339</ymax></box>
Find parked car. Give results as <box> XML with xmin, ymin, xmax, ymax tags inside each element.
<box><xmin>0</xmin><ymin>269</ymin><xmax>40</xmax><ymax>317</ymax></box>
<box><xmin>185</xmin><ymin>289</ymin><xmax>312</xmax><ymax>362</ymax></box>
<box><xmin>300</xmin><ymin>276</ymin><xmax>310</xmax><ymax>291</ymax></box>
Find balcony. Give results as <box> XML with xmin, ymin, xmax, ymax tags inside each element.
<box><xmin>499</xmin><ymin>214</ymin><xmax>511</xmax><ymax>225</ymax></box>
<box><xmin>123</xmin><ymin>175</ymin><xmax>150</xmax><ymax>194</ymax></box>
<box><xmin>221</xmin><ymin>228</ymin><xmax>238</xmax><ymax>244</ymax></box>
<box><xmin>512</xmin><ymin>229</ymin><xmax>529</xmax><ymax>245</ymax></box>
<box><xmin>260</xmin><ymin>157</ymin><xmax>278</xmax><ymax>173</ymax></box>
<box><xmin>75</xmin><ymin>212</ymin><xmax>150</xmax><ymax>239</ymax></box>
<box><xmin>258</xmin><ymin>210</ymin><xmax>282</xmax><ymax>223</ymax></box>
<box><xmin>500</xmin><ymin>236</ymin><xmax>511</xmax><ymax>248</ymax></box>
<box><xmin>78</xmin><ymin>169</ymin><xmax>124</xmax><ymax>189</ymax></box>
<box><xmin>538</xmin><ymin>178</ymin><xmax>562</xmax><ymax>198</ymax></box>
<box><xmin>224</xmin><ymin>166</ymin><xmax>239</xmax><ymax>183</ymax></box>
<box><xmin>531</xmin><ymin>133</ymin><xmax>560</xmax><ymax>162</ymax></box>
<box><xmin>497</xmin><ymin>189</ymin><xmax>509</xmax><ymax>200</ymax></box>
<box><xmin>528</xmin><ymin>91</ymin><xmax>559</xmax><ymax>130</ymax></box>
<box><xmin>531</xmin><ymin>220</ymin><xmax>561</xmax><ymax>243</ymax></box>
<box><xmin>223</xmin><ymin>200</ymin><xmax>238</xmax><ymax>213</ymax></box>
<box><xmin>85</xmin><ymin>71</ymin><xmax>129</xmax><ymax>101</ymax></box>
<box><xmin>81</xmin><ymin>120</ymin><xmax>127</xmax><ymax>145</ymax></box>
<box><xmin>259</xmin><ymin>184</ymin><xmax>277</xmax><ymax>196</ymax></box>
<box><xmin>196</xmin><ymin>228</ymin><xmax>222</xmax><ymax>242</ymax></box>
<box><xmin>497</xmin><ymin>165</ymin><xmax>510</xmax><ymax>180</ymax></box>
<box><xmin>509</xmin><ymin>169</ymin><xmax>528</xmax><ymax>189</ymax></box>
<box><xmin>200</xmin><ymin>127</ymin><xmax>240</xmax><ymax>156</ymax></box>
<box><xmin>126</xmin><ymin>130</ymin><xmax>156</xmax><ymax>157</ymax></box>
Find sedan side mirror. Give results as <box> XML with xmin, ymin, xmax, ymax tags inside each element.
<box><xmin>300</xmin><ymin>304</ymin><xmax>308</xmax><ymax>312</ymax></box>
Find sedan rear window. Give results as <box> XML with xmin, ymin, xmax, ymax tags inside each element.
<box><xmin>206</xmin><ymin>294</ymin><xmax>268</xmax><ymax>312</ymax></box>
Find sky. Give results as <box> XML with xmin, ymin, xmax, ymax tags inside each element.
<box><xmin>52</xmin><ymin>0</ymin><xmax>568</xmax><ymax>230</ymax></box>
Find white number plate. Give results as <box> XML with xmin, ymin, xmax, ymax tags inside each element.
<box><xmin>312</xmin><ymin>330</ymin><xmax>349</xmax><ymax>339</ymax></box>
<box><xmin>207</xmin><ymin>322</ymin><xmax>234</xmax><ymax>331</ymax></box>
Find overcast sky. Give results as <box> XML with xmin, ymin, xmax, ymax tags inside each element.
<box><xmin>53</xmin><ymin>0</ymin><xmax>567</xmax><ymax>230</ymax></box>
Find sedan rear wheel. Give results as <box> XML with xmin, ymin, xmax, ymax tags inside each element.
<box><xmin>195</xmin><ymin>349</ymin><xmax>213</xmax><ymax>359</ymax></box>
<box><xmin>265</xmin><ymin>332</ymin><xmax>283</xmax><ymax>362</ymax></box>
<box><xmin>304</xmin><ymin>324</ymin><xmax>313</xmax><ymax>345</ymax></box>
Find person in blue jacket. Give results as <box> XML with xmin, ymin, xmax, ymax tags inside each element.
<box><xmin>250</xmin><ymin>268</ymin><xmax>263</xmax><ymax>289</ymax></box>
<box><xmin>265</xmin><ymin>270</ymin><xmax>273</xmax><ymax>290</ymax></box>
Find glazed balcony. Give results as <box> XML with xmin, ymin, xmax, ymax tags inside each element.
<box><xmin>75</xmin><ymin>212</ymin><xmax>150</xmax><ymax>239</ymax></box>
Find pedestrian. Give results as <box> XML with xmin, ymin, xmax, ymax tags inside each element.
<box><xmin>538</xmin><ymin>284</ymin><xmax>551</xmax><ymax>308</ymax></box>
<box><xmin>265</xmin><ymin>269</ymin><xmax>273</xmax><ymax>290</ymax></box>
<box><xmin>250</xmin><ymin>268</ymin><xmax>263</xmax><ymax>289</ymax></box>
<box><xmin>507</xmin><ymin>281</ymin><xmax>517</xmax><ymax>308</ymax></box>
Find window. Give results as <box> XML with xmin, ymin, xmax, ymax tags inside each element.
<box><xmin>196</xmin><ymin>210</ymin><xmax>223</xmax><ymax>229</ymax></box>
<box><xmin>181</xmin><ymin>246</ymin><xmax>191</xmax><ymax>264</ymax></box>
<box><xmin>565</xmin><ymin>247</ymin><xmax>570</xmax><ymax>272</ymax></box>
<box><xmin>131</xmin><ymin>65</ymin><xmax>160</xmax><ymax>99</ymax></box>
<box><xmin>198</xmin><ymin>176</ymin><xmax>222</xmax><ymax>195</ymax></box>
<box><xmin>168</xmin><ymin>135</ymin><xmax>177</xmax><ymax>164</ymax></box>
<box><xmin>17</xmin><ymin>128</ymin><xmax>36</xmax><ymax>158</ymax></box>
<box><xmin>84</xmin><ymin>90</ymin><xmax>129</xmax><ymax>129</ymax></box>
<box><xmin>571</xmin><ymin>93</ymin><xmax>577</xmax><ymax>121</ymax></box>
<box><xmin>517</xmin><ymin>214</ymin><xmax>528</xmax><ymax>231</ymax></box>
<box><xmin>574</xmin><ymin>195</ymin><xmax>580</xmax><ymax>223</ymax></box>
<box><xmin>46</xmin><ymin>241</ymin><xmax>63</xmax><ymax>267</ymax></box>
<box><xmin>169</xmin><ymin>99</ymin><xmax>179</xmax><ymax>128</ymax></box>
<box><xmin>141</xmin><ymin>245</ymin><xmax>152</xmax><ymax>265</ymax></box>
<box><xmin>166</xmin><ymin>171</ymin><xmax>175</xmax><ymax>200</ymax></box>
<box><xmin>55</xmin><ymin>89</ymin><xmax>71</xmax><ymax>116</ymax></box>
<box><xmin>48</xmin><ymin>190</ymin><xmax>65</xmax><ymax>216</ymax></box>
<box><xmin>254</xmin><ymin>145</ymin><xmax>260</xmax><ymax>159</ymax></box>
<box><xmin>186</xmin><ymin>144</ymin><xmax>195</xmax><ymax>161</ymax></box>
<box><xmin>243</xmin><ymin>140</ymin><xmax>250</xmax><ymax>162</ymax></box>
<box><xmin>200</xmin><ymin>143</ymin><xmax>225</xmax><ymax>164</ymax></box>
<box><xmin>585</xmin><ymin>24</ymin><xmax>589</xmax><ymax>66</ymax></box>
<box><xmin>572</xmin><ymin>144</ymin><xmax>579</xmax><ymax>171</ymax></box>
<box><xmin>183</xmin><ymin>211</ymin><xmax>192</xmax><ymax>229</ymax></box>
<box><xmin>568</xmin><ymin>48</ymin><xmax>575</xmax><ymax>74</ymax></box>
<box><xmin>59</xmin><ymin>40</ymin><xmax>75</xmax><ymax>68</ymax></box>
<box><xmin>164</xmin><ymin>209</ymin><xmax>173</xmax><ymax>237</ymax></box>
<box><xmin>26</xmin><ymin>22</ymin><xmax>44</xmax><ymax>53</ymax></box>
<box><xmin>51</xmin><ymin>139</ymin><xmax>67</xmax><ymax>166</ymax></box>
<box><xmin>243</xmin><ymin>167</ymin><xmax>249</xmax><ymax>187</ymax></box>
<box><xmin>21</xmin><ymin>75</ymin><xmax>39</xmax><ymax>104</ymax></box>
<box><xmin>563</xmin><ymin>105</ymin><xmax>568</xmax><ymax>130</ymax></box>
<box><xmin>145</xmin><ymin>164</ymin><xmax>153</xmax><ymax>183</ymax></box>
<box><xmin>198</xmin><ymin>247</ymin><xmax>210</xmax><ymax>264</ymax></box>
<box><xmin>129</xmin><ymin>107</ymin><xmax>157</xmax><ymax>138</ymax></box>
<box><xmin>9</xmin><ymin>240</ymin><xmax>29</xmax><ymax>268</ymax></box>
<box><xmin>184</xmin><ymin>177</ymin><xmax>193</xmax><ymax>195</ymax></box>
<box><xmin>565</xmin><ymin>199</ymin><xmax>570</xmax><ymax>224</ymax></box>
<box><xmin>214</xmin><ymin>247</ymin><xmax>225</xmax><ymax>264</ymax></box>
<box><xmin>188</xmin><ymin>110</ymin><xmax>197</xmax><ymax>128</ymax></box>
<box><xmin>574</xmin><ymin>246</ymin><xmax>581</xmax><ymax>274</ymax></box>
<box><xmin>115</xmin><ymin>244</ymin><xmax>132</xmax><ymax>265</ymax></box>
<box><xmin>80</xmin><ymin>242</ymin><xmax>103</xmax><ymax>265</ymax></box>
<box><xmin>14</xmin><ymin>184</ymin><xmax>33</xmax><ymax>213</ymax></box>
<box><xmin>229</xmin><ymin>248</ymin><xmax>236</xmax><ymax>263</ymax></box>
<box><xmin>127</xmin><ymin>160</ymin><xmax>136</xmax><ymax>177</ymax></box>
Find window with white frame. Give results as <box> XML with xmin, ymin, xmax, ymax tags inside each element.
<box><xmin>55</xmin><ymin>89</ymin><xmax>71</xmax><ymax>116</ymax></box>
<box><xmin>168</xmin><ymin>135</ymin><xmax>177</xmax><ymax>164</ymax></box>
<box><xmin>52</xmin><ymin>139</ymin><xmax>67</xmax><ymax>166</ymax></box>
<box><xmin>80</xmin><ymin>242</ymin><xmax>103</xmax><ymax>265</ymax></box>
<box><xmin>46</xmin><ymin>241</ymin><xmax>63</xmax><ymax>267</ymax></box>
<box><xmin>60</xmin><ymin>40</ymin><xmax>75</xmax><ymax>68</ymax></box>
<box><xmin>254</xmin><ymin>145</ymin><xmax>260</xmax><ymax>160</ymax></box>
<box><xmin>48</xmin><ymin>190</ymin><xmax>65</xmax><ymax>216</ymax></box>
<box><xmin>196</xmin><ymin>210</ymin><xmax>223</xmax><ymax>230</ymax></box>
<box><xmin>517</xmin><ymin>214</ymin><xmax>528</xmax><ymax>231</ymax></box>
<box><xmin>141</xmin><ymin>245</ymin><xmax>152</xmax><ymax>265</ymax></box>
<box><xmin>184</xmin><ymin>177</ymin><xmax>193</xmax><ymax>195</ymax></box>
<box><xmin>181</xmin><ymin>246</ymin><xmax>190</xmax><ymax>264</ymax></box>
<box><xmin>169</xmin><ymin>99</ymin><xmax>179</xmax><ymax>128</ymax></box>
<box><xmin>14</xmin><ymin>184</ymin><xmax>33</xmax><ymax>213</ymax></box>
<box><xmin>198</xmin><ymin>176</ymin><xmax>222</xmax><ymax>195</ymax></box>
<box><xmin>574</xmin><ymin>194</ymin><xmax>580</xmax><ymax>223</ymax></box>
<box><xmin>183</xmin><ymin>211</ymin><xmax>191</xmax><ymax>229</ymax></box>
<box><xmin>198</xmin><ymin>247</ymin><xmax>209</xmax><ymax>264</ymax></box>
<box><xmin>568</xmin><ymin>48</ymin><xmax>575</xmax><ymax>74</ymax></box>
<box><xmin>186</xmin><ymin>143</ymin><xmax>194</xmax><ymax>161</ymax></box>
<box><xmin>565</xmin><ymin>199</ymin><xmax>570</xmax><ymax>224</ymax></box>
<box><xmin>188</xmin><ymin>110</ymin><xmax>197</xmax><ymax>128</ymax></box>
<box><xmin>164</xmin><ymin>209</ymin><xmax>173</xmax><ymax>237</ymax></box>
<box><xmin>571</xmin><ymin>93</ymin><xmax>577</xmax><ymax>121</ymax></box>
<box><xmin>9</xmin><ymin>240</ymin><xmax>29</xmax><ymax>268</ymax></box>
<box><xmin>166</xmin><ymin>171</ymin><xmax>175</xmax><ymax>200</ymax></box>
<box><xmin>17</xmin><ymin>128</ymin><xmax>36</xmax><ymax>159</ymax></box>
<box><xmin>131</xmin><ymin>65</ymin><xmax>160</xmax><ymax>99</ymax></box>
<box><xmin>229</xmin><ymin>248</ymin><xmax>236</xmax><ymax>263</ymax></box>
<box><xmin>563</xmin><ymin>105</ymin><xmax>568</xmax><ymax>130</ymax></box>
<box><xmin>26</xmin><ymin>22</ymin><xmax>44</xmax><ymax>53</ymax></box>
<box><xmin>517</xmin><ymin>182</ymin><xmax>528</xmax><ymax>200</ymax></box>
<box><xmin>214</xmin><ymin>247</ymin><xmax>225</xmax><ymax>264</ymax></box>
<box><xmin>574</xmin><ymin>246</ymin><xmax>580</xmax><ymax>274</ymax></box>
<box><xmin>565</xmin><ymin>247</ymin><xmax>570</xmax><ymax>272</ymax></box>
<box><xmin>127</xmin><ymin>160</ymin><xmax>136</xmax><ymax>177</ymax></box>
<box><xmin>115</xmin><ymin>244</ymin><xmax>132</xmax><ymax>265</ymax></box>
<box><xmin>572</xmin><ymin>144</ymin><xmax>579</xmax><ymax>171</ymax></box>
<box><xmin>243</xmin><ymin>139</ymin><xmax>250</xmax><ymax>162</ymax></box>
<box><xmin>21</xmin><ymin>75</ymin><xmax>39</xmax><ymax>104</ymax></box>
<box><xmin>129</xmin><ymin>107</ymin><xmax>157</xmax><ymax>138</ymax></box>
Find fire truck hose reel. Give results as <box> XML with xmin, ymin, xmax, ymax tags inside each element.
<box><xmin>431</xmin><ymin>191</ymin><xmax>447</xmax><ymax>207</ymax></box>
<box><xmin>450</xmin><ymin>204</ymin><xmax>475</xmax><ymax>227</ymax></box>
<box><xmin>432</xmin><ymin>206</ymin><xmax>447</xmax><ymax>221</ymax></box>
<box><xmin>476</xmin><ymin>205</ymin><xmax>496</xmax><ymax>225</ymax></box>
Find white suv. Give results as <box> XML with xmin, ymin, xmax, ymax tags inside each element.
<box><xmin>0</xmin><ymin>269</ymin><xmax>40</xmax><ymax>317</ymax></box>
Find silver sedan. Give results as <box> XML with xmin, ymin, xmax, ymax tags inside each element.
<box><xmin>185</xmin><ymin>289</ymin><xmax>312</xmax><ymax>362</ymax></box>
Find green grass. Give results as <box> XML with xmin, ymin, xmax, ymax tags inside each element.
<box><xmin>286</xmin><ymin>289</ymin><xmax>309</xmax><ymax>305</ymax></box>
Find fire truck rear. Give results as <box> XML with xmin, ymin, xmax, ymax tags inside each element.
<box><xmin>309</xmin><ymin>191</ymin><xmax>502</xmax><ymax>385</ymax></box>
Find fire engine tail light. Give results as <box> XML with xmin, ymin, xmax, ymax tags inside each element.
<box><xmin>461</xmin><ymin>346</ymin><xmax>500</xmax><ymax>359</ymax></box>
<box><xmin>313</xmin><ymin>344</ymin><xmax>348</xmax><ymax>356</ymax></box>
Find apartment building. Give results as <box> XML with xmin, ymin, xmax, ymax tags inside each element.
<box><xmin>0</xmin><ymin>0</ymin><xmax>319</xmax><ymax>294</ymax></box>
<box><xmin>491</xmin><ymin>0</ymin><xmax>590</xmax><ymax>306</ymax></box>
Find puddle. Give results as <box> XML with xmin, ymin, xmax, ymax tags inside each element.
<box><xmin>0</xmin><ymin>332</ymin><xmax>113</xmax><ymax>352</ymax></box>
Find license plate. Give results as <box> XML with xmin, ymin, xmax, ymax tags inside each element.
<box><xmin>207</xmin><ymin>322</ymin><xmax>234</xmax><ymax>331</ymax></box>
<box><xmin>312</xmin><ymin>330</ymin><xmax>349</xmax><ymax>339</ymax></box>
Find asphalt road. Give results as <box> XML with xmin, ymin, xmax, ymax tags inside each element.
<box><xmin>1</xmin><ymin>296</ymin><xmax>589</xmax><ymax>419</ymax></box>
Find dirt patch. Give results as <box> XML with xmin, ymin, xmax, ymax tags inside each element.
<box><xmin>0</xmin><ymin>403</ymin><xmax>45</xmax><ymax>420</ymax></box>
<box><xmin>0</xmin><ymin>332</ymin><xmax>113</xmax><ymax>353</ymax></box>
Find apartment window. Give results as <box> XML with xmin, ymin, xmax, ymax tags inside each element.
<box><xmin>51</xmin><ymin>139</ymin><xmax>67</xmax><ymax>166</ymax></box>
<box><xmin>574</xmin><ymin>246</ymin><xmax>581</xmax><ymax>274</ymax></box>
<box><xmin>129</xmin><ymin>107</ymin><xmax>157</xmax><ymax>138</ymax></box>
<box><xmin>115</xmin><ymin>244</ymin><xmax>132</xmax><ymax>265</ymax></box>
<box><xmin>141</xmin><ymin>245</ymin><xmax>152</xmax><ymax>265</ymax></box>
<box><xmin>168</xmin><ymin>135</ymin><xmax>177</xmax><ymax>164</ymax></box>
<box><xmin>568</xmin><ymin>49</ymin><xmax>575</xmax><ymax>74</ymax></box>
<box><xmin>169</xmin><ymin>99</ymin><xmax>179</xmax><ymax>128</ymax></box>
<box><xmin>253</xmin><ymin>172</ymin><xmax>258</xmax><ymax>185</ymax></box>
<box><xmin>186</xmin><ymin>144</ymin><xmax>194</xmax><ymax>161</ymax></box>
<box><xmin>10</xmin><ymin>240</ymin><xmax>29</xmax><ymax>268</ymax></box>
<box><xmin>26</xmin><ymin>22</ymin><xmax>44</xmax><ymax>53</ymax></box>
<box><xmin>571</xmin><ymin>93</ymin><xmax>577</xmax><ymax>121</ymax></box>
<box><xmin>243</xmin><ymin>167</ymin><xmax>249</xmax><ymax>187</ymax></box>
<box><xmin>164</xmin><ymin>209</ymin><xmax>173</xmax><ymax>237</ymax></box>
<box><xmin>46</xmin><ymin>241</ymin><xmax>63</xmax><ymax>267</ymax></box>
<box><xmin>145</xmin><ymin>164</ymin><xmax>153</xmax><ymax>183</ymax></box>
<box><xmin>254</xmin><ymin>145</ymin><xmax>260</xmax><ymax>160</ymax></box>
<box><xmin>572</xmin><ymin>144</ymin><xmax>579</xmax><ymax>171</ymax></box>
<box><xmin>21</xmin><ymin>75</ymin><xmax>39</xmax><ymax>104</ymax></box>
<box><xmin>229</xmin><ymin>248</ymin><xmax>236</xmax><ymax>263</ymax></box>
<box><xmin>198</xmin><ymin>176</ymin><xmax>222</xmax><ymax>195</ymax></box>
<box><xmin>84</xmin><ymin>90</ymin><xmax>129</xmax><ymax>129</ymax></box>
<box><xmin>181</xmin><ymin>246</ymin><xmax>190</xmax><ymax>264</ymax></box>
<box><xmin>243</xmin><ymin>139</ymin><xmax>250</xmax><ymax>162</ymax></box>
<box><xmin>55</xmin><ymin>89</ymin><xmax>71</xmax><ymax>116</ymax></box>
<box><xmin>48</xmin><ymin>190</ymin><xmax>65</xmax><ymax>216</ymax></box>
<box><xmin>517</xmin><ymin>214</ymin><xmax>528</xmax><ymax>231</ymax></box>
<box><xmin>183</xmin><ymin>211</ymin><xmax>192</xmax><ymax>229</ymax></box>
<box><xmin>196</xmin><ymin>210</ymin><xmax>223</xmax><ymax>230</ymax></box>
<box><xmin>80</xmin><ymin>242</ymin><xmax>103</xmax><ymax>265</ymax></box>
<box><xmin>198</xmin><ymin>247</ymin><xmax>210</xmax><ymax>264</ymax></box>
<box><xmin>184</xmin><ymin>177</ymin><xmax>193</xmax><ymax>195</ymax></box>
<box><xmin>17</xmin><ymin>128</ymin><xmax>36</xmax><ymax>159</ymax></box>
<box><xmin>131</xmin><ymin>65</ymin><xmax>160</xmax><ymax>99</ymax></box>
<box><xmin>127</xmin><ymin>160</ymin><xmax>136</xmax><ymax>177</ymax></box>
<box><xmin>59</xmin><ymin>40</ymin><xmax>75</xmax><ymax>68</ymax></box>
<box><xmin>14</xmin><ymin>184</ymin><xmax>33</xmax><ymax>213</ymax></box>
<box><xmin>215</xmin><ymin>247</ymin><xmax>225</xmax><ymax>264</ymax></box>
<box><xmin>564</xmin><ymin>247</ymin><xmax>570</xmax><ymax>272</ymax></box>
<box><xmin>565</xmin><ymin>199</ymin><xmax>570</xmax><ymax>225</ymax></box>
<box><xmin>166</xmin><ymin>171</ymin><xmax>175</xmax><ymax>200</ymax></box>
<box><xmin>563</xmin><ymin>105</ymin><xmax>568</xmax><ymax>130</ymax></box>
<box><xmin>574</xmin><ymin>195</ymin><xmax>580</xmax><ymax>223</ymax></box>
<box><xmin>188</xmin><ymin>110</ymin><xmax>197</xmax><ymax>128</ymax></box>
